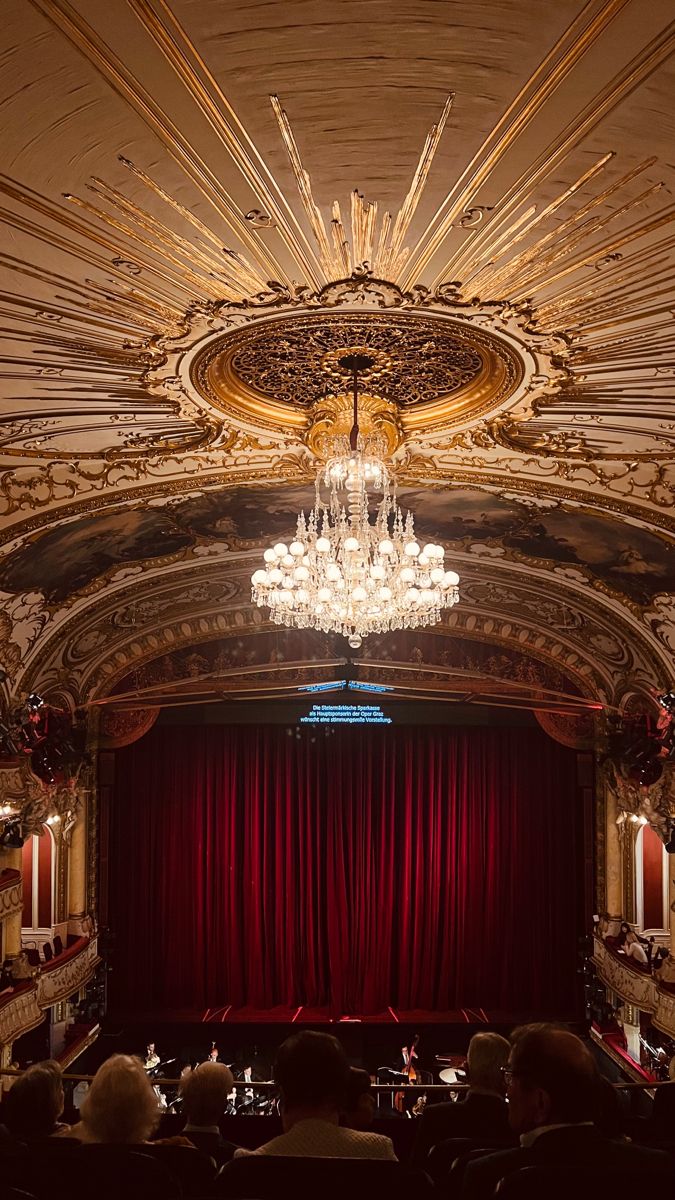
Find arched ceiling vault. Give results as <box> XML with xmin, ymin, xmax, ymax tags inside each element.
<box><xmin>1</xmin><ymin>0</ymin><xmax>674</xmax><ymax>712</ymax></box>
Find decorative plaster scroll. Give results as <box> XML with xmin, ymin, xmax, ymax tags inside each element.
<box><xmin>0</xmin><ymin>986</ymin><xmax>43</xmax><ymax>1048</ymax></box>
<box><xmin>0</xmin><ymin>871</ymin><xmax>22</xmax><ymax>924</ymax></box>
<box><xmin>99</xmin><ymin>707</ymin><xmax>159</xmax><ymax>749</ymax></box>
<box><xmin>36</xmin><ymin>937</ymin><xmax>100</xmax><ymax>1009</ymax></box>
<box><xmin>654</xmin><ymin>987</ymin><xmax>675</xmax><ymax>1042</ymax></box>
<box><xmin>534</xmin><ymin>710</ymin><xmax>595</xmax><ymax>749</ymax></box>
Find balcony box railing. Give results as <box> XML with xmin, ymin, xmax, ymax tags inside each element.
<box><xmin>0</xmin><ymin>935</ymin><xmax>100</xmax><ymax>1049</ymax></box>
<box><xmin>36</xmin><ymin>936</ymin><xmax>100</xmax><ymax>1009</ymax></box>
<box><xmin>0</xmin><ymin>869</ymin><xmax>22</xmax><ymax>924</ymax></box>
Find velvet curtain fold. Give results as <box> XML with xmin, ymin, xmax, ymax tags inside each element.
<box><xmin>107</xmin><ymin>724</ymin><xmax>584</xmax><ymax>1016</ymax></box>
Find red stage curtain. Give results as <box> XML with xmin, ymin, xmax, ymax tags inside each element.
<box><xmin>107</xmin><ymin>724</ymin><xmax>585</xmax><ymax>1016</ymax></box>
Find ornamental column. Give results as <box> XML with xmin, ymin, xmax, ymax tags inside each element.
<box><xmin>604</xmin><ymin>780</ymin><xmax>623</xmax><ymax>920</ymax></box>
<box><xmin>0</xmin><ymin>847</ymin><xmax>22</xmax><ymax>958</ymax></box>
<box><xmin>67</xmin><ymin>807</ymin><xmax>87</xmax><ymax>935</ymax></box>
<box><xmin>669</xmin><ymin>864</ymin><xmax>675</xmax><ymax>957</ymax></box>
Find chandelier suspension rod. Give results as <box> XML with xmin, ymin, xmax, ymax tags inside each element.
<box><xmin>338</xmin><ymin>352</ymin><xmax>373</xmax><ymax>451</ymax></box>
<box><xmin>350</xmin><ymin>362</ymin><xmax>359</xmax><ymax>451</ymax></box>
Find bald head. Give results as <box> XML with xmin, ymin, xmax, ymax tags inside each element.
<box><xmin>508</xmin><ymin>1024</ymin><xmax>600</xmax><ymax>1131</ymax></box>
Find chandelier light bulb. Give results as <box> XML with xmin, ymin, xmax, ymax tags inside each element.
<box><xmin>316</xmin><ymin>537</ymin><xmax>331</xmax><ymax>553</ymax></box>
<box><xmin>326</xmin><ymin>563</ymin><xmax>341</xmax><ymax>582</ymax></box>
<box><xmin>430</xmin><ymin>567</ymin><xmax>444</xmax><ymax>584</ymax></box>
<box><xmin>444</xmin><ymin>570</ymin><xmax>460</xmax><ymax>586</ymax></box>
<box><xmin>268</xmin><ymin>567</ymin><xmax>283</xmax><ymax>584</ymax></box>
<box><xmin>251</xmin><ymin>569</ymin><xmax>267</xmax><ymax>585</ymax></box>
<box><xmin>282</xmin><ymin>554</ymin><xmax>295</xmax><ymax>567</ymax></box>
<box><xmin>294</xmin><ymin>565</ymin><xmax>309</xmax><ymax>581</ymax></box>
<box><xmin>273</xmin><ymin>543</ymin><xmax>288</xmax><ymax>558</ymax></box>
<box><xmin>263</xmin><ymin>548</ymin><xmax>276</xmax><ymax>563</ymax></box>
<box><xmin>404</xmin><ymin>541</ymin><xmax>420</xmax><ymax>557</ymax></box>
<box><xmin>352</xmin><ymin>586</ymin><xmax>367</xmax><ymax>602</ymax></box>
<box><xmin>378</xmin><ymin>539</ymin><xmax>394</xmax><ymax>555</ymax></box>
<box><xmin>290</xmin><ymin>541</ymin><xmax>305</xmax><ymax>556</ymax></box>
<box><xmin>344</xmin><ymin>537</ymin><xmax>360</xmax><ymax>553</ymax></box>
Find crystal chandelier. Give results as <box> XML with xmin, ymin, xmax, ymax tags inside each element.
<box><xmin>252</xmin><ymin>354</ymin><xmax>460</xmax><ymax>648</ymax></box>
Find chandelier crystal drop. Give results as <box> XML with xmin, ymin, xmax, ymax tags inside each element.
<box><xmin>251</xmin><ymin>354</ymin><xmax>460</xmax><ymax>648</ymax></box>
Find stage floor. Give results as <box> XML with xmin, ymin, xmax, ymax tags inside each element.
<box><xmin>110</xmin><ymin>1004</ymin><xmax>531</xmax><ymax>1025</ymax></box>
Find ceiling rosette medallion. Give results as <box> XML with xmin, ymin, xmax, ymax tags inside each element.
<box><xmin>145</xmin><ymin>272</ymin><xmax>569</xmax><ymax>455</ymax></box>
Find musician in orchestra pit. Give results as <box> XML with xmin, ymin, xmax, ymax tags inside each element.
<box><xmin>144</xmin><ymin>1042</ymin><xmax>160</xmax><ymax>1072</ymax></box>
<box><xmin>413</xmin><ymin>1032</ymin><xmax>512</xmax><ymax>1168</ymax></box>
<box><xmin>401</xmin><ymin>1034</ymin><xmax>419</xmax><ymax>1075</ymax></box>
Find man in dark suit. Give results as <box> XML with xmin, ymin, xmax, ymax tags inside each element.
<box><xmin>461</xmin><ymin>1024</ymin><xmax>671</xmax><ymax>1200</ymax></box>
<box><xmin>413</xmin><ymin>1032</ymin><xmax>512</xmax><ymax>1166</ymax></box>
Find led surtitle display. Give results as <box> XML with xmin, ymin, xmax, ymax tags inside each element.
<box><xmin>300</xmin><ymin>704</ymin><xmax>392</xmax><ymax>725</ymax></box>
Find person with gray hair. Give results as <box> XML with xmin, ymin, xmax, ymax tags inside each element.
<box><xmin>179</xmin><ymin>1062</ymin><xmax>238</xmax><ymax>1164</ymax></box>
<box><xmin>57</xmin><ymin>1054</ymin><xmax>162</xmax><ymax>1143</ymax></box>
<box><xmin>461</xmin><ymin>1024</ymin><xmax>671</xmax><ymax>1200</ymax></box>
<box><xmin>413</xmin><ymin>1032</ymin><xmax>512</xmax><ymax>1166</ymax></box>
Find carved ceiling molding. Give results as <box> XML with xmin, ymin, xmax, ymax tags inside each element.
<box><xmin>1</xmin><ymin>448</ymin><xmax>673</xmax><ymax>563</ymax></box>
<box><xmin>1</xmin><ymin>0</ymin><xmax>674</xmax><ymax>708</ymax></box>
<box><xmin>1</xmin><ymin>2</ymin><xmax>674</xmax><ymax>465</ymax></box>
<box><xmin>84</xmin><ymin>607</ymin><xmax>608</xmax><ymax>706</ymax></box>
<box><xmin>12</xmin><ymin>552</ymin><xmax>667</xmax><ymax>706</ymax></box>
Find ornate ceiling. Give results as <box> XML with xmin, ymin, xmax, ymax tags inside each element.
<box><xmin>0</xmin><ymin>0</ymin><xmax>674</xmax><ymax>721</ymax></box>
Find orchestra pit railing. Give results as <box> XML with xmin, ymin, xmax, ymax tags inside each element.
<box><xmin>0</xmin><ymin>1067</ymin><xmax>666</xmax><ymax>1113</ymax></box>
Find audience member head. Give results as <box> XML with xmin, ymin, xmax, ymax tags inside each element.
<box><xmin>506</xmin><ymin>1024</ymin><xmax>600</xmax><ymax>1135</ymax></box>
<box><xmin>3</xmin><ymin>1060</ymin><xmax>64</xmax><ymax>1138</ymax></box>
<box><xmin>180</xmin><ymin>1062</ymin><xmax>233</xmax><ymax>1127</ymax></box>
<box><xmin>274</xmin><ymin>1031</ymin><xmax>349</xmax><ymax>1128</ymax></box>
<box><xmin>618</xmin><ymin>922</ymin><xmax>630</xmax><ymax>944</ymax></box>
<box><xmin>467</xmin><ymin>1032</ymin><xmax>511</xmax><ymax>1096</ymax></box>
<box><xmin>80</xmin><ymin>1054</ymin><xmax>160</xmax><ymax>1143</ymax></box>
<box><xmin>342</xmin><ymin>1067</ymin><xmax>374</xmax><ymax>1130</ymax></box>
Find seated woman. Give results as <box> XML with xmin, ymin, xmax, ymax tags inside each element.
<box><xmin>624</xmin><ymin>930</ymin><xmax>649</xmax><ymax>965</ymax></box>
<box><xmin>59</xmin><ymin>1054</ymin><xmax>162</xmax><ymax>1143</ymax></box>
<box><xmin>3</xmin><ymin>1061</ymin><xmax>68</xmax><ymax>1139</ymax></box>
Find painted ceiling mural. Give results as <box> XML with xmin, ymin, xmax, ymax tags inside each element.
<box><xmin>0</xmin><ymin>484</ymin><xmax>672</xmax><ymax>609</ymax></box>
<box><xmin>0</xmin><ymin>0</ymin><xmax>674</xmax><ymax>721</ymax></box>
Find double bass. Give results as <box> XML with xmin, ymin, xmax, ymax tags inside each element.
<box><xmin>394</xmin><ymin>1034</ymin><xmax>419</xmax><ymax>1113</ymax></box>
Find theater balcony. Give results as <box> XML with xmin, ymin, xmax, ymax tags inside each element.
<box><xmin>593</xmin><ymin>935</ymin><xmax>675</xmax><ymax>1040</ymax></box>
<box><xmin>0</xmin><ymin>932</ymin><xmax>99</xmax><ymax>1049</ymax></box>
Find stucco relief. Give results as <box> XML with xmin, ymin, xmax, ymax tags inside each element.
<box><xmin>0</xmin><ymin>987</ymin><xmax>43</xmax><ymax>1048</ymax></box>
